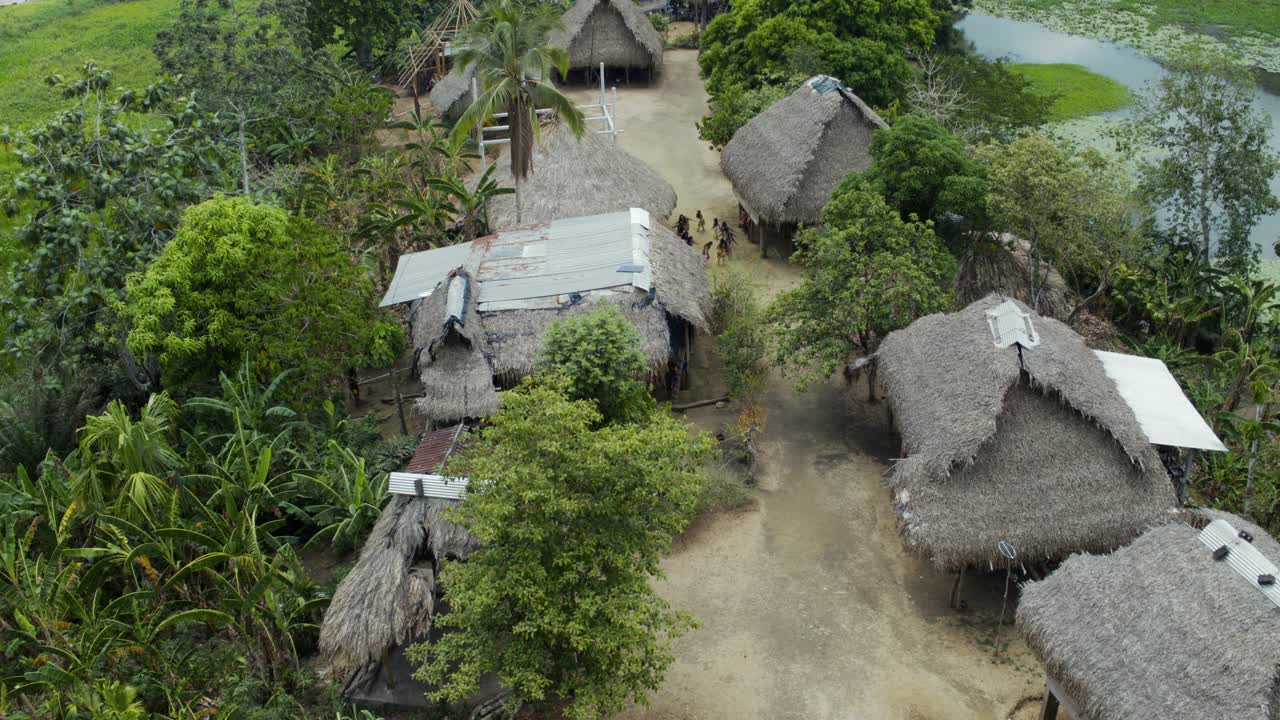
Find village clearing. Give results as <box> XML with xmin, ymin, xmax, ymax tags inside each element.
<box><xmin>558</xmin><ymin>48</ymin><xmax>1046</xmax><ymax>720</ymax></box>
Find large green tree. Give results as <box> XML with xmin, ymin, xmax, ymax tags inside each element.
<box><xmin>698</xmin><ymin>0</ymin><xmax>938</xmax><ymax>106</ymax></box>
<box><xmin>857</xmin><ymin>114</ymin><xmax>982</xmax><ymax>223</ymax></box>
<box><xmin>451</xmin><ymin>0</ymin><xmax>585</xmax><ymax>223</ymax></box>
<box><xmin>766</xmin><ymin>179</ymin><xmax>955</xmax><ymax>398</ymax></box>
<box><xmin>0</xmin><ymin>66</ymin><xmax>222</xmax><ymax>373</ymax></box>
<box><xmin>538</xmin><ymin>304</ymin><xmax>654</xmax><ymax>424</ymax></box>
<box><xmin>1118</xmin><ymin>48</ymin><xmax>1280</xmax><ymax>276</ymax></box>
<box><xmin>411</xmin><ymin>378</ymin><xmax>711</xmax><ymax>719</ymax></box>
<box><xmin>119</xmin><ymin>195</ymin><xmax>401</xmax><ymax>396</ymax></box>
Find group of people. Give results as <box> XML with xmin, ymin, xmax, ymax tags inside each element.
<box><xmin>674</xmin><ymin>210</ymin><xmax>738</xmax><ymax>263</ymax></box>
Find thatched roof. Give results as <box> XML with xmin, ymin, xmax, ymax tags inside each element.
<box><xmin>878</xmin><ymin>294</ymin><xmax>1176</xmax><ymax>570</ymax></box>
<box><xmin>549</xmin><ymin>0</ymin><xmax>664</xmax><ymax>71</ymax></box>
<box><xmin>482</xmin><ymin>122</ymin><xmax>677</xmax><ymax>229</ymax></box>
<box><xmin>410</xmin><ymin>269</ymin><xmax>500</xmax><ymax>425</ymax></box>
<box><xmin>429</xmin><ymin>62</ymin><xmax>478</xmax><ymax>123</ymax></box>
<box><xmin>1018</xmin><ymin>509</ymin><xmax>1280</xmax><ymax>720</ymax></box>
<box><xmin>721</xmin><ymin>75</ymin><xmax>887</xmax><ymax>226</ymax></box>
<box><xmin>319</xmin><ymin>495</ymin><xmax>479</xmax><ymax>692</ymax></box>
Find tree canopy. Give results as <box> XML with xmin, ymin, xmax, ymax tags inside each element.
<box><xmin>856</xmin><ymin>114</ymin><xmax>982</xmax><ymax>223</ymax></box>
<box><xmin>538</xmin><ymin>304</ymin><xmax>655</xmax><ymax>424</ymax></box>
<box><xmin>411</xmin><ymin>378</ymin><xmax>712</xmax><ymax>719</ymax></box>
<box><xmin>698</xmin><ymin>0</ymin><xmax>937</xmax><ymax>107</ymax></box>
<box><xmin>766</xmin><ymin>179</ymin><xmax>955</xmax><ymax>394</ymax></box>
<box><xmin>1117</xmin><ymin>48</ymin><xmax>1280</xmax><ymax>276</ymax></box>
<box><xmin>119</xmin><ymin>195</ymin><xmax>401</xmax><ymax>396</ymax></box>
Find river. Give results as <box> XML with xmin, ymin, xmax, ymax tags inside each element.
<box><xmin>956</xmin><ymin>11</ymin><xmax>1280</xmax><ymax>259</ymax></box>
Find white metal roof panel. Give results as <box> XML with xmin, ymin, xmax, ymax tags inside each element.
<box><xmin>380</xmin><ymin>242</ymin><xmax>475</xmax><ymax>307</ymax></box>
<box><xmin>1198</xmin><ymin>518</ymin><xmax>1280</xmax><ymax>609</ymax></box>
<box><xmin>1094</xmin><ymin>350</ymin><xmax>1228</xmax><ymax>452</ymax></box>
<box><xmin>388</xmin><ymin>472</ymin><xmax>469</xmax><ymax>500</ymax></box>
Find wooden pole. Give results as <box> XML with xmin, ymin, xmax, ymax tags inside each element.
<box><xmin>394</xmin><ymin>386</ymin><xmax>408</xmax><ymax>435</ymax></box>
<box><xmin>949</xmin><ymin>567</ymin><xmax>965</xmax><ymax>609</ymax></box>
<box><xmin>1038</xmin><ymin>684</ymin><xmax>1060</xmax><ymax>720</ymax></box>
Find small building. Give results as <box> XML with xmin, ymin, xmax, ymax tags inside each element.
<box><xmin>877</xmin><ymin>295</ymin><xmax>1197</xmax><ymax>574</ymax></box>
<box><xmin>549</xmin><ymin>0</ymin><xmax>665</xmax><ymax>82</ymax></box>
<box><xmin>318</xmin><ymin>424</ymin><xmax>486</xmax><ymax>707</ymax></box>
<box><xmin>720</xmin><ymin>75</ymin><xmax>887</xmax><ymax>246</ymax></box>
<box><xmin>428</xmin><ymin>61</ymin><xmax>478</xmax><ymax>124</ymax></box>
<box><xmin>481</xmin><ymin>122</ymin><xmax>677</xmax><ymax>229</ymax></box>
<box><xmin>382</xmin><ymin>208</ymin><xmax>710</xmax><ymax>427</ymax></box>
<box><xmin>1017</xmin><ymin>509</ymin><xmax>1280</xmax><ymax>720</ymax></box>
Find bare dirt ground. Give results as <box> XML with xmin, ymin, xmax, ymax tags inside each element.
<box><xmin>565</xmin><ymin>50</ymin><xmax>1046</xmax><ymax>720</ymax></box>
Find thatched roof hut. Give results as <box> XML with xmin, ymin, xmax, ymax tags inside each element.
<box><xmin>482</xmin><ymin>122</ymin><xmax>677</xmax><ymax>229</ymax></box>
<box><xmin>319</xmin><ymin>425</ymin><xmax>480</xmax><ymax>700</ymax></box>
<box><xmin>409</xmin><ymin>268</ymin><xmax>500</xmax><ymax>425</ymax></box>
<box><xmin>384</xmin><ymin>209</ymin><xmax>710</xmax><ymax>426</ymax></box>
<box><xmin>429</xmin><ymin>61</ymin><xmax>478</xmax><ymax>124</ymax></box>
<box><xmin>720</xmin><ymin>75</ymin><xmax>887</xmax><ymax>227</ymax></box>
<box><xmin>549</xmin><ymin>0</ymin><xmax>664</xmax><ymax>75</ymax></box>
<box><xmin>877</xmin><ymin>294</ymin><xmax>1177</xmax><ymax>571</ymax></box>
<box><xmin>1017</xmin><ymin>509</ymin><xmax>1280</xmax><ymax>720</ymax></box>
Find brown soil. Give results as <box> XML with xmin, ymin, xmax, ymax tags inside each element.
<box><xmin>565</xmin><ymin>50</ymin><xmax>1046</xmax><ymax>720</ymax></box>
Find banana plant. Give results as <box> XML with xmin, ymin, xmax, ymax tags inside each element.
<box><xmin>304</xmin><ymin>441</ymin><xmax>389</xmax><ymax>553</ymax></box>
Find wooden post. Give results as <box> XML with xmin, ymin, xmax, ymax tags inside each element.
<box><xmin>949</xmin><ymin>567</ymin><xmax>965</xmax><ymax>609</ymax></box>
<box><xmin>1039</xmin><ymin>684</ymin><xmax>1060</xmax><ymax>720</ymax></box>
<box><xmin>394</xmin><ymin>386</ymin><xmax>408</xmax><ymax>436</ymax></box>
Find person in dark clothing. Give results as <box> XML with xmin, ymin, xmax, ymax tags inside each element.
<box><xmin>696</xmin><ymin>210</ymin><xmax>706</xmax><ymax>232</ymax></box>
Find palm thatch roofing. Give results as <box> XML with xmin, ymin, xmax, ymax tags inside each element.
<box><xmin>319</xmin><ymin>494</ymin><xmax>479</xmax><ymax>694</ymax></box>
<box><xmin>429</xmin><ymin>61</ymin><xmax>478</xmax><ymax>123</ymax></box>
<box><xmin>482</xmin><ymin>122</ymin><xmax>677</xmax><ymax>229</ymax></box>
<box><xmin>720</xmin><ymin>75</ymin><xmax>888</xmax><ymax>227</ymax></box>
<box><xmin>1018</xmin><ymin>509</ymin><xmax>1280</xmax><ymax>720</ymax></box>
<box><xmin>410</xmin><ymin>268</ymin><xmax>501</xmax><ymax>426</ymax></box>
<box><xmin>877</xmin><ymin>294</ymin><xmax>1177</xmax><ymax>571</ymax></box>
<box><xmin>393</xmin><ymin>210</ymin><xmax>709</xmax><ymax>425</ymax></box>
<box><xmin>549</xmin><ymin>0</ymin><xmax>665</xmax><ymax>72</ymax></box>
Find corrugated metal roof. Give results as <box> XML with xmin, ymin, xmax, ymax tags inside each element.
<box><xmin>388</xmin><ymin>472</ymin><xmax>469</xmax><ymax>500</ymax></box>
<box><xmin>380</xmin><ymin>242</ymin><xmax>474</xmax><ymax>307</ymax></box>
<box><xmin>1095</xmin><ymin>350</ymin><xmax>1228</xmax><ymax>452</ymax></box>
<box><xmin>1199</xmin><ymin>518</ymin><xmax>1280</xmax><ymax>608</ymax></box>
<box><xmin>379</xmin><ymin>209</ymin><xmax>655</xmax><ymax>311</ymax></box>
<box><xmin>405</xmin><ymin>422</ymin><xmax>465</xmax><ymax>474</ymax></box>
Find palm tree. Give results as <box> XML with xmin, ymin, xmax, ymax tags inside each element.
<box><xmin>451</xmin><ymin>0</ymin><xmax>586</xmax><ymax>223</ymax></box>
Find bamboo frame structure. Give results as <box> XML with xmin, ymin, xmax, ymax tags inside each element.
<box><xmin>399</xmin><ymin>0</ymin><xmax>481</xmax><ymax>89</ymax></box>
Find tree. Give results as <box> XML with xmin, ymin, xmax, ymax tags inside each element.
<box><xmin>538</xmin><ymin>304</ymin><xmax>654</xmax><ymax>424</ymax></box>
<box><xmin>766</xmin><ymin>179</ymin><xmax>955</xmax><ymax>399</ymax></box>
<box><xmin>976</xmin><ymin>133</ymin><xmax>1095</xmax><ymax>314</ymax></box>
<box><xmin>909</xmin><ymin>52</ymin><xmax>1052</xmax><ymax>142</ymax></box>
<box><xmin>0</xmin><ymin>65</ymin><xmax>223</xmax><ymax>376</ymax></box>
<box><xmin>1117</xmin><ymin>48</ymin><xmax>1280</xmax><ymax>275</ymax></box>
<box><xmin>154</xmin><ymin>0</ymin><xmax>393</xmax><ymax>191</ymax></box>
<box><xmin>119</xmin><ymin>196</ymin><xmax>401</xmax><ymax>396</ymax></box>
<box><xmin>451</xmin><ymin>0</ymin><xmax>586</xmax><ymax>223</ymax></box>
<box><xmin>410</xmin><ymin>378</ymin><xmax>712</xmax><ymax>719</ymax></box>
<box><xmin>856</xmin><ymin>113</ymin><xmax>981</xmax><ymax>223</ymax></box>
<box><xmin>698</xmin><ymin>0</ymin><xmax>937</xmax><ymax>106</ymax></box>
<box><xmin>304</xmin><ymin>0</ymin><xmax>434</xmax><ymax>66</ymax></box>
<box><xmin>697</xmin><ymin>81</ymin><xmax>788</xmax><ymax>150</ymax></box>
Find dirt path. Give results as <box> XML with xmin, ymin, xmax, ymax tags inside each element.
<box><xmin>570</xmin><ymin>50</ymin><xmax>1045</xmax><ymax>720</ymax></box>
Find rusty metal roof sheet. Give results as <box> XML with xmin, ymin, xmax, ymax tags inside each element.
<box><xmin>404</xmin><ymin>422</ymin><xmax>466</xmax><ymax>474</ymax></box>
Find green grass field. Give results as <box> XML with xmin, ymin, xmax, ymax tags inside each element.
<box><xmin>1008</xmin><ymin>63</ymin><xmax>1132</xmax><ymax>121</ymax></box>
<box><xmin>0</xmin><ymin>0</ymin><xmax>178</xmax><ymax>130</ymax></box>
<box><xmin>1036</xmin><ymin>0</ymin><xmax>1280</xmax><ymax>41</ymax></box>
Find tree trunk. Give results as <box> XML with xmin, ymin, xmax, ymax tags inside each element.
<box><xmin>238</xmin><ymin>113</ymin><xmax>251</xmax><ymax>195</ymax></box>
<box><xmin>515</xmin><ymin>176</ymin><xmax>523</xmax><ymax>224</ymax></box>
<box><xmin>866</xmin><ymin>361</ymin><xmax>878</xmax><ymax>404</ymax></box>
<box><xmin>1067</xmin><ymin>274</ymin><xmax>1109</xmax><ymax>325</ymax></box>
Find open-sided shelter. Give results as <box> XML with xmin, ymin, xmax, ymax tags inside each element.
<box><xmin>720</xmin><ymin>75</ymin><xmax>887</xmax><ymax>238</ymax></box>
<box><xmin>877</xmin><ymin>295</ymin><xmax>1187</xmax><ymax>573</ymax></box>
<box><xmin>1018</xmin><ymin>509</ymin><xmax>1280</xmax><ymax>720</ymax></box>
<box><xmin>382</xmin><ymin>208</ymin><xmax>710</xmax><ymax>427</ymax></box>
<box><xmin>480</xmin><ymin>122</ymin><xmax>677</xmax><ymax>229</ymax></box>
<box><xmin>549</xmin><ymin>0</ymin><xmax>664</xmax><ymax>81</ymax></box>
<box><xmin>319</xmin><ymin>424</ymin><xmax>484</xmax><ymax>706</ymax></box>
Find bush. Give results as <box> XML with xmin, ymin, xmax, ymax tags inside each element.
<box><xmin>698</xmin><ymin>82</ymin><xmax>788</xmax><ymax>149</ymax></box>
<box><xmin>538</xmin><ymin>303</ymin><xmax>655</xmax><ymax>423</ymax></box>
<box><xmin>668</xmin><ymin>30</ymin><xmax>699</xmax><ymax>49</ymax></box>
<box><xmin>710</xmin><ymin>267</ymin><xmax>768</xmax><ymax>401</ymax></box>
<box><xmin>697</xmin><ymin>463</ymin><xmax>754</xmax><ymax>514</ymax></box>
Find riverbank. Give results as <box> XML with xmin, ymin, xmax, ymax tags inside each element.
<box><xmin>972</xmin><ymin>0</ymin><xmax>1280</xmax><ymax>73</ymax></box>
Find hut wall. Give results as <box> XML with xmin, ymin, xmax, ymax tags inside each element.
<box><xmin>567</xmin><ymin>3</ymin><xmax>652</xmax><ymax>70</ymax></box>
<box><xmin>783</xmin><ymin>102</ymin><xmax>877</xmax><ymax>224</ymax></box>
<box><xmin>904</xmin><ymin>384</ymin><xmax>1173</xmax><ymax>570</ymax></box>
